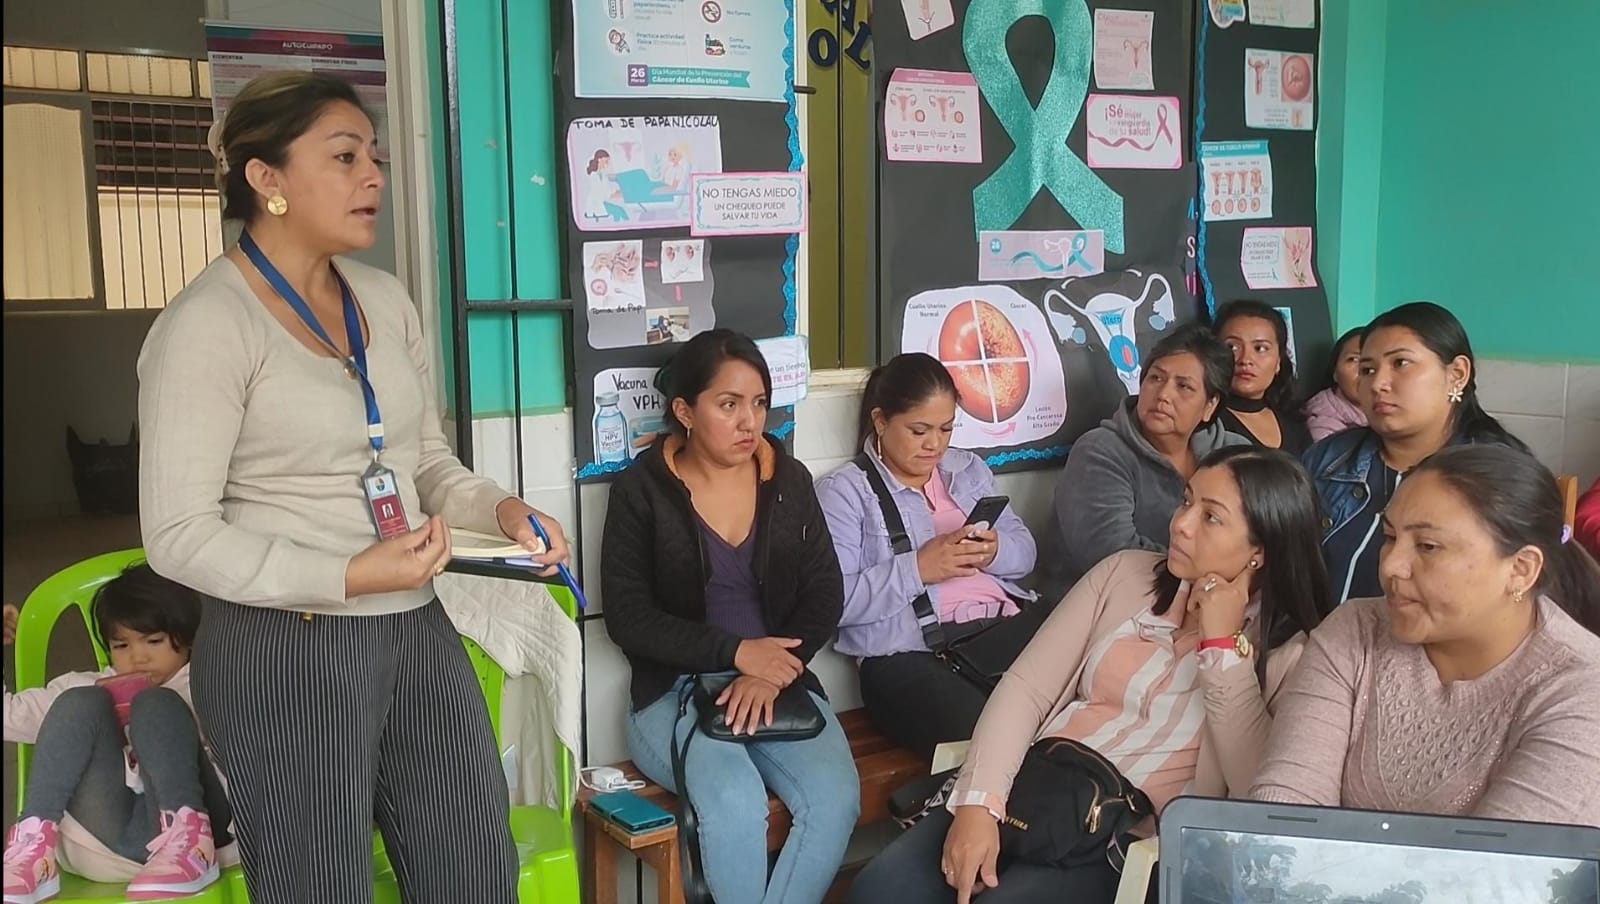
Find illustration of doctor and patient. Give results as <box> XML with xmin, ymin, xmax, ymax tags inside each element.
<box><xmin>582</xmin><ymin>142</ymin><xmax>694</xmax><ymax>224</ymax></box>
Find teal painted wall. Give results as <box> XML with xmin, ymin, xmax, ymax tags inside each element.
<box><xmin>1314</xmin><ymin>0</ymin><xmax>1387</xmax><ymax>336</ymax></box>
<box><xmin>1326</xmin><ymin>1</ymin><xmax>1600</xmax><ymax>363</ymax></box>
<box><xmin>432</xmin><ymin>0</ymin><xmax>569</xmax><ymax>418</ymax></box>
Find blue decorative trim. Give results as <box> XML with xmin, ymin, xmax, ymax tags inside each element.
<box><xmin>576</xmin><ymin>459</ymin><xmax>634</xmax><ymax>480</ymax></box>
<box><xmin>984</xmin><ymin>444</ymin><xmax>1070</xmax><ymax>469</ymax></box>
<box><xmin>1194</xmin><ymin>13</ymin><xmax>1217</xmax><ymax>319</ymax></box>
<box><xmin>782</xmin><ymin>0</ymin><xmax>802</xmax><ymax>339</ymax></box>
<box><xmin>771</xmin><ymin>419</ymin><xmax>796</xmax><ymax>440</ymax></box>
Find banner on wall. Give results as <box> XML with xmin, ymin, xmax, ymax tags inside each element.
<box><xmin>571</xmin><ymin>0</ymin><xmax>793</xmax><ymax>102</ymax></box>
<box><xmin>559</xmin><ymin>0</ymin><xmax>803</xmax><ymax>482</ymax></box>
<box><xmin>875</xmin><ymin>0</ymin><xmax>1200</xmax><ymax>471</ymax></box>
<box><xmin>204</xmin><ymin>24</ymin><xmax>387</xmax><ymax>155</ymax></box>
<box><xmin>1194</xmin><ymin>0</ymin><xmax>1332</xmax><ymax>386</ymax></box>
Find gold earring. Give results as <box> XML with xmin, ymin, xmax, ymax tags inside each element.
<box><xmin>1513</xmin><ymin>588</ymin><xmax>1525</xmax><ymax>604</ymax></box>
<box><xmin>1447</xmin><ymin>384</ymin><xmax>1464</xmax><ymax>404</ymax></box>
<box><xmin>266</xmin><ymin>194</ymin><xmax>289</xmax><ymax>217</ymax></box>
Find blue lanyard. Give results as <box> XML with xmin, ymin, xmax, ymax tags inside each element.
<box><xmin>239</xmin><ymin>232</ymin><xmax>384</xmax><ymax>457</ymax></box>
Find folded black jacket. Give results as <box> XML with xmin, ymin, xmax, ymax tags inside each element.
<box><xmin>601</xmin><ymin>432</ymin><xmax>845</xmax><ymax>710</ymax></box>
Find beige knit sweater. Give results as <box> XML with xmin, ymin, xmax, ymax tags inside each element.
<box><xmin>137</xmin><ymin>256</ymin><xmax>511</xmax><ymax>616</ymax></box>
<box><xmin>1251</xmin><ymin>596</ymin><xmax>1600</xmax><ymax>827</ymax></box>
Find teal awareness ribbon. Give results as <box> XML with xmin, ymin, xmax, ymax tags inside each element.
<box><xmin>964</xmin><ymin>0</ymin><xmax>1125</xmax><ymax>252</ymax></box>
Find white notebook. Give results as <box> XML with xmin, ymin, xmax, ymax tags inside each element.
<box><xmin>449</xmin><ymin>528</ymin><xmax>544</xmax><ymax>560</ymax></box>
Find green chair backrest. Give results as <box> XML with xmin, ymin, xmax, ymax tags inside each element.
<box><xmin>12</xmin><ymin>549</ymin><xmax>147</xmax><ymax>812</ymax></box>
<box><xmin>14</xmin><ymin>550</ymin><xmax>579</xmax><ymax>826</ymax></box>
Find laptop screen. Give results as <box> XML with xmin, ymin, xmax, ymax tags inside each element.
<box><xmin>1178</xmin><ymin>827</ymin><xmax>1598</xmax><ymax>904</ymax></box>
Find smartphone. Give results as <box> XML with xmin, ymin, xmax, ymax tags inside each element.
<box><xmin>96</xmin><ymin>673</ymin><xmax>155</xmax><ymax>731</ymax></box>
<box><xmin>963</xmin><ymin>495</ymin><xmax>1011</xmax><ymax>534</ymax></box>
<box><xmin>590</xmin><ymin>790</ymin><xmax>677</xmax><ymax>834</ymax></box>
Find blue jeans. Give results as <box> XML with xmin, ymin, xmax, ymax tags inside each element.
<box><xmin>626</xmin><ymin>676</ymin><xmax>860</xmax><ymax>904</ymax></box>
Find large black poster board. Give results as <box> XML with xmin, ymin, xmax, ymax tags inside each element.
<box><xmin>556</xmin><ymin>4</ymin><xmax>802</xmax><ymax>481</ymax></box>
<box><xmin>875</xmin><ymin>0</ymin><xmax>1201</xmax><ymax>471</ymax></box>
<box><xmin>1194</xmin><ymin>1</ymin><xmax>1333</xmax><ymax>388</ymax></box>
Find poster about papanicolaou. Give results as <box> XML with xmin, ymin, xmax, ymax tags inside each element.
<box><xmin>875</xmin><ymin>0</ymin><xmax>1201</xmax><ymax>471</ymax></box>
<box><xmin>559</xmin><ymin>0</ymin><xmax>807</xmax><ymax>481</ymax></box>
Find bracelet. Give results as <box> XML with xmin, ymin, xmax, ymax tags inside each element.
<box><xmin>1197</xmin><ymin>636</ymin><xmax>1238</xmax><ymax>652</ymax></box>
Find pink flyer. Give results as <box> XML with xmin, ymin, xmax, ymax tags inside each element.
<box><xmin>884</xmin><ymin>69</ymin><xmax>982</xmax><ymax>164</ymax></box>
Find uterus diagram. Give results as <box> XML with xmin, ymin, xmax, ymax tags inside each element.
<box><xmin>1043</xmin><ymin>269</ymin><xmax>1176</xmax><ymax>395</ymax></box>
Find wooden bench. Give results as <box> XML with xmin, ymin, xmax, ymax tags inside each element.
<box><xmin>579</xmin><ymin>708</ymin><xmax>928</xmax><ymax>904</ymax></box>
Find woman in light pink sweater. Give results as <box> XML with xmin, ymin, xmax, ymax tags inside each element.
<box><xmin>1300</xmin><ymin>327</ymin><xmax>1367</xmax><ymax>442</ymax></box>
<box><xmin>1253</xmin><ymin>445</ymin><xmax>1600</xmax><ymax>827</ymax></box>
<box><xmin>851</xmin><ymin>446</ymin><xmax>1335</xmax><ymax>904</ymax></box>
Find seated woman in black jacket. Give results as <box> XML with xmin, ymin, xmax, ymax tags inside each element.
<box><xmin>601</xmin><ymin>329</ymin><xmax>859</xmax><ymax>904</ymax></box>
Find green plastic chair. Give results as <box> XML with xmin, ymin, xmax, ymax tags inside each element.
<box><xmin>13</xmin><ymin>550</ymin><xmax>581</xmax><ymax>903</ymax></box>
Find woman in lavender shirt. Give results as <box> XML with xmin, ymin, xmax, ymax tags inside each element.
<box><xmin>816</xmin><ymin>354</ymin><xmax>1038</xmax><ymax>757</ymax></box>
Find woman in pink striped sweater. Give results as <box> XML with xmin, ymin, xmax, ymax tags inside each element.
<box><xmin>850</xmin><ymin>446</ymin><xmax>1335</xmax><ymax>904</ymax></box>
<box><xmin>1253</xmin><ymin>444</ymin><xmax>1600</xmax><ymax>827</ymax></box>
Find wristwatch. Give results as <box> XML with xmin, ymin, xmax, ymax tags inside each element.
<box><xmin>1198</xmin><ymin>630</ymin><xmax>1253</xmax><ymax>659</ymax></box>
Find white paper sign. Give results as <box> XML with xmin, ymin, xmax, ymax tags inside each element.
<box><xmin>1241</xmin><ymin>227</ymin><xmax>1317</xmax><ymax>290</ymax></box>
<box><xmin>885</xmin><ymin>69</ymin><xmax>983</xmax><ymax>163</ymax></box>
<box><xmin>1093</xmin><ymin>9</ymin><xmax>1154</xmax><ymax>91</ymax></box>
<box><xmin>689</xmin><ymin>171</ymin><xmax>807</xmax><ymax>237</ymax></box>
<box><xmin>755</xmin><ymin>335</ymin><xmax>811</xmax><ymax>408</ymax></box>
<box><xmin>1249</xmin><ymin>0</ymin><xmax>1316</xmax><ymax>29</ymax></box>
<box><xmin>590</xmin><ymin>367</ymin><xmax>668</xmax><ymax>466</ymax></box>
<box><xmin>1086</xmin><ymin>94</ymin><xmax>1183</xmax><ymax>170</ymax></box>
<box><xmin>1244</xmin><ymin>49</ymin><xmax>1315</xmax><ymax>131</ymax></box>
<box><xmin>900</xmin><ymin>0</ymin><xmax>955</xmax><ymax>41</ymax></box>
<box><xmin>1200</xmin><ymin>140</ymin><xmax>1274</xmax><ymax>221</ymax></box>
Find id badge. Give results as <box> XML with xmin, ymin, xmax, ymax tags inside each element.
<box><xmin>361</xmin><ymin>461</ymin><xmax>411</xmax><ymax>540</ymax></box>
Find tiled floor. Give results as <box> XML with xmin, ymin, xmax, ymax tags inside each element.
<box><xmin>3</xmin><ymin>514</ymin><xmax>141</xmax><ymax>831</ymax></box>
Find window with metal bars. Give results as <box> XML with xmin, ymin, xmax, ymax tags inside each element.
<box><xmin>3</xmin><ymin>46</ymin><xmax>221</xmax><ymax>312</ymax></box>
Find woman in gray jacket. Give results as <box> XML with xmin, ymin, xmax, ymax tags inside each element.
<box><xmin>1034</xmin><ymin>324</ymin><xmax>1243</xmax><ymax>602</ymax></box>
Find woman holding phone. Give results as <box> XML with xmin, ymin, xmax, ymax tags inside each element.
<box><xmin>817</xmin><ymin>354</ymin><xmax>1039</xmax><ymax>758</ymax></box>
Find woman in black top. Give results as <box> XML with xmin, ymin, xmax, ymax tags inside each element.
<box><xmin>1213</xmin><ymin>300</ymin><xmax>1312</xmax><ymax>455</ymax></box>
<box><xmin>601</xmin><ymin>329</ymin><xmax>858</xmax><ymax>904</ymax></box>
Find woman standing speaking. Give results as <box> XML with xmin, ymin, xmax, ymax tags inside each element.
<box><xmin>137</xmin><ymin>72</ymin><xmax>570</xmax><ymax>903</ymax></box>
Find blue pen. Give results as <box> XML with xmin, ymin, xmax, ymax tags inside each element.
<box><xmin>526</xmin><ymin>514</ymin><xmax>588</xmax><ymax>610</ymax></box>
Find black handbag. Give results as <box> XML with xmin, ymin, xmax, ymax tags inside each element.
<box><xmin>671</xmin><ymin>675</ymin><xmax>825</xmax><ymax>903</ymax></box>
<box><xmin>690</xmin><ymin>672</ymin><xmax>826</xmax><ymax>742</ymax></box>
<box><xmin>999</xmin><ymin>737</ymin><xmax>1155</xmax><ymax>869</ymax></box>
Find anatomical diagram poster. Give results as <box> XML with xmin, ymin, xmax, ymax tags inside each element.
<box><xmin>875</xmin><ymin>0</ymin><xmax>1200</xmax><ymax>469</ymax></box>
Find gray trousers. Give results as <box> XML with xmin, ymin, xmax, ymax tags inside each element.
<box><xmin>189</xmin><ymin>599</ymin><xmax>516</xmax><ymax>904</ymax></box>
<box><xmin>21</xmin><ymin>685</ymin><xmax>232</xmax><ymax>862</ymax></box>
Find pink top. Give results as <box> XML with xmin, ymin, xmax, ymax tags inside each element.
<box><xmin>1252</xmin><ymin>596</ymin><xmax>1600</xmax><ymax>826</ymax></box>
<box><xmin>1040</xmin><ymin>602</ymin><xmax>1206</xmax><ymax>811</ymax></box>
<box><xmin>924</xmin><ymin>467</ymin><xmax>1016</xmax><ymax>624</ymax></box>
<box><xmin>950</xmin><ymin>551</ymin><xmax>1305</xmax><ymax>821</ymax></box>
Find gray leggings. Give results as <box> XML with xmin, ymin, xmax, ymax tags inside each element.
<box><xmin>21</xmin><ymin>685</ymin><xmax>232</xmax><ymax>862</ymax></box>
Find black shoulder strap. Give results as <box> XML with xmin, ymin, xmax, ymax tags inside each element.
<box><xmin>853</xmin><ymin>453</ymin><xmax>948</xmax><ymax>652</ymax></box>
<box><xmin>671</xmin><ymin>680</ymin><xmax>713</xmax><ymax>904</ymax></box>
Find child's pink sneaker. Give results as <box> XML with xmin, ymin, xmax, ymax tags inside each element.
<box><xmin>126</xmin><ymin>808</ymin><xmax>219</xmax><ymax>900</ymax></box>
<box><xmin>2</xmin><ymin>816</ymin><xmax>60</xmax><ymax>904</ymax></box>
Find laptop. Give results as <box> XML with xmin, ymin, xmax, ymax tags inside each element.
<box><xmin>1160</xmin><ymin>797</ymin><xmax>1599</xmax><ymax>904</ymax></box>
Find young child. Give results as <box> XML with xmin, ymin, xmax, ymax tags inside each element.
<box><xmin>3</xmin><ymin>565</ymin><xmax>230</xmax><ymax>903</ymax></box>
<box><xmin>1302</xmin><ymin>327</ymin><xmax>1369</xmax><ymax>442</ymax></box>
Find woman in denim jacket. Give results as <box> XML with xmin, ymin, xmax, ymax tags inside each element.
<box><xmin>816</xmin><ymin>354</ymin><xmax>1038</xmax><ymax>757</ymax></box>
<box><xmin>1304</xmin><ymin>302</ymin><xmax>1525</xmax><ymax>604</ymax></box>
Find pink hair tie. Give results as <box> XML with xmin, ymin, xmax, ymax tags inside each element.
<box><xmin>1560</xmin><ymin>524</ymin><xmax>1573</xmax><ymax>545</ymax></box>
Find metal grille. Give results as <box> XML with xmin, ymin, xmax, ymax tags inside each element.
<box><xmin>90</xmin><ymin>99</ymin><xmax>220</xmax><ymax>309</ymax></box>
